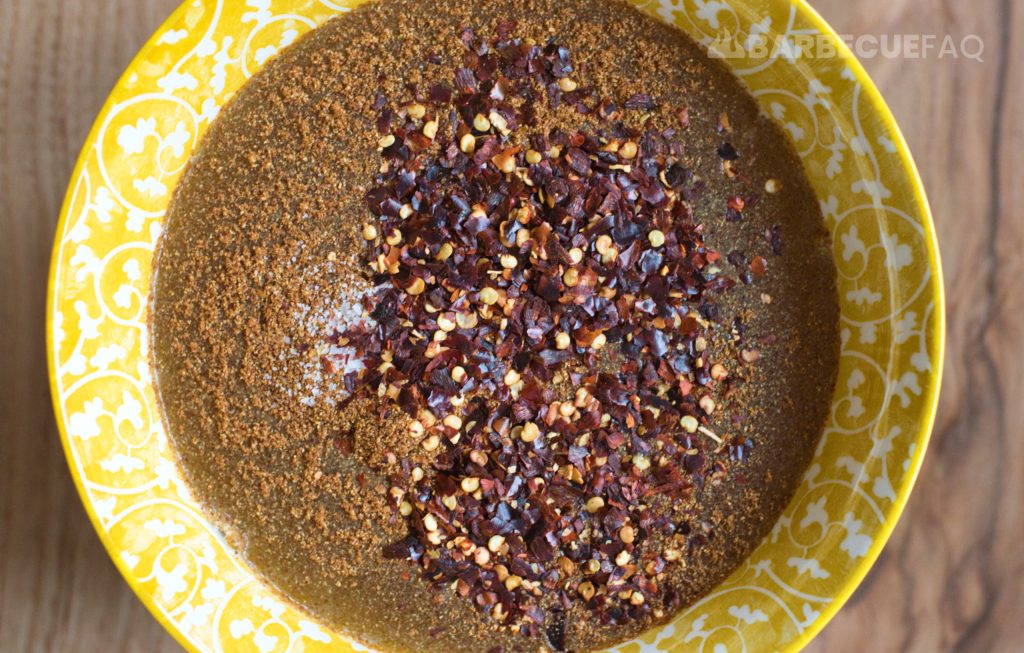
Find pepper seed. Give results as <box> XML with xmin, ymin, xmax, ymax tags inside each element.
<box><xmin>487</xmin><ymin>535</ymin><xmax>506</xmax><ymax>552</ymax></box>
<box><xmin>520</xmin><ymin>421</ymin><xmax>540</xmax><ymax>443</ymax></box>
<box><xmin>472</xmin><ymin>113</ymin><xmax>491</xmax><ymax>132</ymax></box>
<box><xmin>422</xmin><ymin>119</ymin><xmax>439</xmax><ymax>140</ymax></box>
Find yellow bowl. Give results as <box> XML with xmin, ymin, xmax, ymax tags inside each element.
<box><xmin>47</xmin><ymin>1</ymin><xmax>943</xmax><ymax>651</ymax></box>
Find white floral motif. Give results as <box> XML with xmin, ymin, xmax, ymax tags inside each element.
<box><xmin>872</xmin><ymin>474</ymin><xmax>895</xmax><ymax>502</ymax></box>
<box><xmin>90</xmin><ymin>344</ymin><xmax>126</xmax><ymax>370</ymax></box>
<box><xmin>891</xmin><ymin>370</ymin><xmax>922</xmax><ymax>408</ymax></box>
<box><xmin>64</xmin><ymin>352</ymin><xmax>87</xmax><ymax>377</ymax></box>
<box><xmin>162</xmin><ymin>121</ymin><xmax>191</xmax><ymax>158</ymax></box>
<box><xmin>843</xmin><ymin>368</ymin><xmax>867</xmax><ymax>418</ymax></box>
<box><xmin>199</xmin><ymin>97</ymin><xmax>221</xmax><ymax>123</ymax></box>
<box><xmin>877</xmin><ymin>135</ymin><xmax>897</xmax><ymax>153</ymax></box>
<box><xmin>92</xmin><ymin>186</ymin><xmax>117</xmax><ymax>223</ymax></box>
<box><xmin>298</xmin><ymin>621</ymin><xmax>331</xmax><ymax>643</ymax></box>
<box><xmin>179</xmin><ymin>602</ymin><xmax>215</xmax><ymax>632</ymax></box>
<box><xmin>255</xmin><ymin>29</ymin><xmax>299</xmax><ymax>65</ymax></box>
<box><xmin>69</xmin><ymin>221</ymin><xmax>91</xmax><ymax>243</ymax></box>
<box><xmin>882</xmin><ymin>231</ymin><xmax>913</xmax><ymax>270</ymax></box>
<box><xmin>201</xmin><ymin>579</ymin><xmax>227</xmax><ymax>601</ymax></box>
<box><xmin>858</xmin><ymin>322</ymin><xmax>877</xmax><ymax>344</ymax></box>
<box><xmin>126</xmin><ymin>207</ymin><xmax>148</xmax><ymax>232</ymax></box>
<box><xmin>53</xmin><ymin>310</ymin><xmax>65</xmax><ymax>345</ymax></box>
<box><xmin>800</xmin><ymin>496</ymin><xmax>829</xmax><ymax>533</ymax></box>
<box><xmin>798</xmin><ymin>603</ymin><xmax>821</xmax><ymax>629</ymax></box>
<box><xmin>115</xmin><ymin>390</ymin><xmax>144</xmax><ymax>430</ymax></box>
<box><xmin>851</xmin><ymin>177</ymin><xmax>893</xmax><ymax>202</ymax></box>
<box><xmin>847</xmin><ymin>285</ymin><xmax>883</xmax><ymax>306</ymax></box>
<box><xmin>230</xmin><ymin>618</ymin><xmax>255</xmax><ymax>639</ymax></box>
<box><xmin>841</xmin><ymin>225</ymin><xmax>866</xmax><ymax>262</ymax></box>
<box><xmin>158</xmin><ymin>71</ymin><xmax>199</xmax><ymax>93</ymax></box>
<box><xmin>100</xmin><ymin>453</ymin><xmax>145</xmax><ymax>473</ymax></box>
<box><xmin>692</xmin><ymin>1</ymin><xmax>734</xmax><ymax>28</ymax></box>
<box><xmin>113</xmin><ymin>259</ymin><xmax>143</xmax><ymax>310</ymax></box>
<box><xmin>159</xmin><ymin>29</ymin><xmax>188</xmax><ymax>45</ymax></box>
<box><xmin>787</xmin><ymin>557</ymin><xmax>830</xmax><ymax>579</ymax></box>
<box><xmin>770</xmin><ymin>101</ymin><xmax>806</xmax><ymax>142</ymax></box>
<box><xmin>133</xmin><ymin>176</ymin><xmax>168</xmax><ymax>197</ymax></box>
<box><xmin>93</xmin><ymin>497</ymin><xmax>117</xmax><ymax>522</ymax></box>
<box><xmin>145</xmin><ymin>518</ymin><xmax>186</xmax><ymax>539</ymax></box>
<box><xmin>840</xmin><ymin>514</ymin><xmax>872</xmax><ymax>558</ymax></box>
<box><xmin>252</xmin><ymin>631</ymin><xmax>278</xmax><ymax>653</ymax></box>
<box><xmin>825</xmin><ymin>126</ymin><xmax>848</xmax><ymax>178</ymax></box>
<box><xmin>154</xmin><ymin>562</ymin><xmax>189</xmax><ymax>601</ymax></box>
<box><xmin>117</xmin><ymin>118</ymin><xmax>157</xmax><ymax>155</ymax></box>
<box><xmin>121</xmin><ymin>550</ymin><xmax>140</xmax><ymax>570</ymax></box>
<box><xmin>729</xmin><ymin>604</ymin><xmax>769</xmax><ymax>624</ymax></box>
<box><xmin>894</xmin><ymin>311</ymin><xmax>918</xmax><ymax>344</ymax></box>
<box><xmin>113</xmin><ymin>285</ymin><xmax>134</xmax><ymax>309</ymax></box>
<box><xmin>684</xmin><ymin>614</ymin><xmax>710</xmax><ymax>642</ymax></box>
<box><xmin>849</xmin><ymin>135</ymin><xmax>870</xmax><ymax>155</ymax></box>
<box><xmin>69</xmin><ymin>398</ymin><xmax>105</xmax><ymax>440</ymax></box>
<box><xmin>820</xmin><ymin>194</ymin><xmax>840</xmax><ymax>222</ymax></box>
<box><xmin>207</xmin><ymin>36</ymin><xmax>235</xmax><ymax>94</ymax></box>
<box><xmin>70</xmin><ymin>245</ymin><xmax>102</xmax><ymax>283</ymax></box>
<box><xmin>253</xmin><ymin>594</ymin><xmax>286</xmax><ymax>618</ymax></box>
<box><xmin>124</xmin><ymin>259</ymin><xmax>141</xmax><ymax>281</ymax></box>
<box><xmin>242</xmin><ymin>0</ymin><xmax>273</xmax><ymax>25</ymax></box>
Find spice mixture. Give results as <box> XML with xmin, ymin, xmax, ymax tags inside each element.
<box><xmin>151</xmin><ymin>0</ymin><xmax>839</xmax><ymax>651</ymax></box>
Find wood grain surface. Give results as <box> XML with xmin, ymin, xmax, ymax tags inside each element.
<box><xmin>0</xmin><ymin>1</ymin><xmax>1020</xmax><ymax>651</ymax></box>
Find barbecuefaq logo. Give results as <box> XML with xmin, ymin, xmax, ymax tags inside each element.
<box><xmin>707</xmin><ymin>29</ymin><xmax>984</xmax><ymax>62</ymax></box>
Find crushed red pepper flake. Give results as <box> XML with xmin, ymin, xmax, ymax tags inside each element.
<box><xmin>328</xmin><ymin>26</ymin><xmax>772</xmax><ymax>639</ymax></box>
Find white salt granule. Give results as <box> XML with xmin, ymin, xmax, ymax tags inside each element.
<box><xmin>284</xmin><ymin>276</ymin><xmax>381</xmax><ymax>407</ymax></box>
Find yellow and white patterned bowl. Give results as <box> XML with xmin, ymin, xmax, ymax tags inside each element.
<box><xmin>47</xmin><ymin>1</ymin><xmax>943</xmax><ymax>651</ymax></box>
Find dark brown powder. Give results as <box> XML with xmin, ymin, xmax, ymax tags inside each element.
<box><xmin>150</xmin><ymin>0</ymin><xmax>839</xmax><ymax>651</ymax></box>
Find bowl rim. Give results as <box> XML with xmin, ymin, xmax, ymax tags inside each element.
<box><xmin>46</xmin><ymin>4</ymin><xmax>207</xmax><ymax>649</ymax></box>
<box><xmin>777</xmin><ymin>2</ymin><xmax>945</xmax><ymax>649</ymax></box>
<box><xmin>46</xmin><ymin>1</ymin><xmax>945</xmax><ymax>651</ymax></box>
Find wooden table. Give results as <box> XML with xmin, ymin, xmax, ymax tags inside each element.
<box><xmin>1</xmin><ymin>1</ymin><xmax>1021</xmax><ymax>651</ymax></box>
